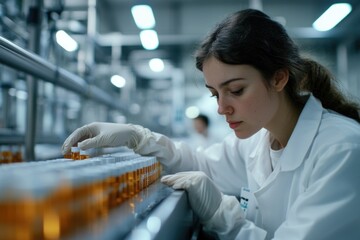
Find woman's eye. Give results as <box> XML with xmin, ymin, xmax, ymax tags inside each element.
<box><xmin>231</xmin><ymin>88</ymin><xmax>244</xmax><ymax>95</ymax></box>
<box><xmin>210</xmin><ymin>93</ymin><xmax>219</xmax><ymax>99</ymax></box>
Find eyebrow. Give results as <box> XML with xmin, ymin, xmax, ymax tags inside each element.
<box><xmin>205</xmin><ymin>78</ymin><xmax>246</xmax><ymax>89</ymax></box>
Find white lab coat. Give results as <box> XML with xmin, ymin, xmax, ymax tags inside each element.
<box><xmin>135</xmin><ymin>95</ymin><xmax>360</xmax><ymax>239</ymax></box>
<box><xmin>188</xmin><ymin>131</ymin><xmax>222</xmax><ymax>151</ymax></box>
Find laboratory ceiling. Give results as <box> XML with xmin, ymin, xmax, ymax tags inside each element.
<box><xmin>55</xmin><ymin>0</ymin><xmax>360</xmax><ymax>70</ymax></box>
<box><xmin>55</xmin><ymin>0</ymin><xmax>360</xmax><ymax>92</ymax></box>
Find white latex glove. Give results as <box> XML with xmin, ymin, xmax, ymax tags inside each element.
<box><xmin>161</xmin><ymin>171</ymin><xmax>222</xmax><ymax>222</ymax></box>
<box><xmin>62</xmin><ymin>122</ymin><xmax>151</xmax><ymax>154</ymax></box>
<box><xmin>161</xmin><ymin>171</ymin><xmax>246</xmax><ymax>239</ymax></box>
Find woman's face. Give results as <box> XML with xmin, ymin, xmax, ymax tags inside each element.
<box><xmin>203</xmin><ymin>57</ymin><xmax>280</xmax><ymax>139</ymax></box>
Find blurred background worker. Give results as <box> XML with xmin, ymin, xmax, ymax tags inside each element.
<box><xmin>190</xmin><ymin>114</ymin><xmax>221</xmax><ymax>150</ymax></box>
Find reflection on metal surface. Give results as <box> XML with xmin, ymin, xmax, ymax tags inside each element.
<box><xmin>68</xmin><ymin>181</ymin><xmax>175</xmax><ymax>240</ymax></box>
<box><xmin>126</xmin><ymin>189</ymin><xmax>193</xmax><ymax>240</ymax></box>
<box><xmin>146</xmin><ymin>216</ymin><xmax>161</xmax><ymax>234</ymax></box>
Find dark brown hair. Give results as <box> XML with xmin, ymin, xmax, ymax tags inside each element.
<box><xmin>195</xmin><ymin>9</ymin><xmax>360</xmax><ymax>123</ymax></box>
<box><xmin>194</xmin><ymin>114</ymin><xmax>210</xmax><ymax>127</ymax></box>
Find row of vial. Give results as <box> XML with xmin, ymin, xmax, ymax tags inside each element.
<box><xmin>63</xmin><ymin>146</ymin><xmax>94</xmax><ymax>160</ymax></box>
<box><xmin>0</xmin><ymin>152</ymin><xmax>162</xmax><ymax>240</ymax></box>
<box><xmin>0</xmin><ymin>145</ymin><xmax>23</xmax><ymax>164</ymax></box>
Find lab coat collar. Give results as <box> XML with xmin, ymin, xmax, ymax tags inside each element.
<box><xmin>248</xmin><ymin>94</ymin><xmax>322</xmax><ymax>173</ymax></box>
<box><xmin>248</xmin><ymin>130</ymin><xmax>273</xmax><ymax>186</ymax></box>
<box><xmin>280</xmin><ymin>94</ymin><xmax>322</xmax><ymax>171</ymax></box>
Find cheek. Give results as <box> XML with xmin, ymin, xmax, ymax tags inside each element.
<box><xmin>245</xmin><ymin>93</ymin><xmax>276</xmax><ymax>123</ymax></box>
<box><xmin>257</xmin><ymin>94</ymin><xmax>278</xmax><ymax>123</ymax></box>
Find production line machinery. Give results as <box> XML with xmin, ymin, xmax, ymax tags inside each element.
<box><xmin>0</xmin><ymin>151</ymin><xmax>204</xmax><ymax>240</ymax></box>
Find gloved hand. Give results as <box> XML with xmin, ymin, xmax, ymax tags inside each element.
<box><xmin>62</xmin><ymin>122</ymin><xmax>149</xmax><ymax>154</ymax></box>
<box><xmin>161</xmin><ymin>171</ymin><xmax>222</xmax><ymax>222</ymax></box>
<box><xmin>161</xmin><ymin>171</ymin><xmax>245</xmax><ymax>238</ymax></box>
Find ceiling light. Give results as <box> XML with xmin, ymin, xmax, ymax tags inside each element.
<box><xmin>8</xmin><ymin>88</ymin><xmax>28</xmax><ymax>100</ymax></box>
<box><xmin>111</xmin><ymin>75</ymin><xmax>126</xmax><ymax>88</ymax></box>
<box><xmin>185</xmin><ymin>106</ymin><xmax>200</xmax><ymax>119</ymax></box>
<box><xmin>55</xmin><ymin>30</ymin><xmax>78</xmax><ymax>52</ymax></box>
<box><xmin>16</xmin><ymin>90</ymin><xmax>28</xmax><ymax>100</ymax></box>
<box><xmin>129</xmin><ymin>103</ymin><xmax>141</xmax><ymax>114</ymax></box>
<box><xmin>313</xmin><ymin>3</ymin><xmax>352</xmax><ymax>31</ymax></box>
<box><xmin>8</xmin><ymin>88</ymin><xmax>17</xmax><ymax>97</ymax></box>
<box><xmin>140</xmin><ymin>30</ymin><xmax>159</xmax><ymax>50</ymax></box>
<box><xmin>131</xmin><ymin>5</ymin><xmax>156</xmax><ymax>29</ymax></box>
<box><xmin>149</xmin><ymin>58</ymin><xmax>164</xmax><ymax>72</ymax></box>
<box><xmin>68</xmin><ymin>20</ymin><xmax>85</xmax><ymax>32</ymax></box>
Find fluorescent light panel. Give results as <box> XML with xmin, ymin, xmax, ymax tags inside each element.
<box><xmin>149</xmin><ymin>58</ymin><xmax>164</xmax><ymax>72</ymax></box>
<box><xmin>140</xmin><ymin>30</ymin><xmax>159</xmax><ymax>50</ymax></box>
<box><xmin>111</xmin><ymin>75</ymin><xmax>126</xmax><ymax>88</ymax></box>
<box><xmin>55</xmin><ymin>30</ymin><xmax>78</xmax><ymax>52</ymax></box>
<box><xmin>313</xmin><ymin>3</ymin><xmax>352</xmax><ymax>31</ymax></box>
<box><xmin>131</xmin><ymin>5</ymin><xmax>156</xmax><ymax>29</ymax></box>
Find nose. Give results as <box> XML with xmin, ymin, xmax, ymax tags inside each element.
<box><xmin>217</xmin><ymin>96</ymin><xmax>233</xmax><ymax>116</ymax></box>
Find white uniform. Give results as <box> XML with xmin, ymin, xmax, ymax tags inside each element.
<box><xmin>188</xmin><ymin>131</ymin><xmax>222</xmax><ymax>151</ymax></box>
<box><xmin>136</xmin><ymin>95</ymin><xmax>360</xmax><ymax>239</ymax></box>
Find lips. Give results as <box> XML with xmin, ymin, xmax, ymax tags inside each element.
<box><xmin>228</xmin><ymin>121</ymin><xmax>242</xmax><ymax>129</ymax></box>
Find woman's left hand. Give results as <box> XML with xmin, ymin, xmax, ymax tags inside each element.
<box><xmin>161</xmin><ymin>171</ymin><xmax>223</xmax><ymax>222</ymax></box>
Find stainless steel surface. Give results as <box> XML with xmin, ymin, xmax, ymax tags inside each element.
<box><xmin>67</xmin><ymin>181</ymin><xmax>194</xmax><ymax>240</ymax></box>
<box><xmin>126</xmin><ymin>189</ymin><xmax>194</xmax><ymax>240</ymax></box>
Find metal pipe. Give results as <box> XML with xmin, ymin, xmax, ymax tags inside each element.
<box><xmin>25</xmin><ymin>0</ymin><xmax>43</xmax><ymax>161</ymax></box>
<box><xmin>0</xmin><ymin>37</ymin><xmax>125</xmax><ymax>111</ymax></box>
<box><xmin>86</xmin><ymin>0</ymin><xmax>96</xmax><ymax>69</ymax></box>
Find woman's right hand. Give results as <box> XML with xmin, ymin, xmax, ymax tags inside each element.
<box><xmin>61</xmin><ymin>122</ymin><xmax>142</xmax><ymax>154</ymax></box>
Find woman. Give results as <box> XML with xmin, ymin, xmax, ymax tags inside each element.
<box><xmin>62</xmin><ymin>9</ymin><xmax>360</xmax><ymax>239</ymax></box>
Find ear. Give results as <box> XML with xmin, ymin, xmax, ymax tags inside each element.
<box><xmin>271</xmin><ymin>69</ymin><xmax>289</xmax><ymax>92</ymax></box>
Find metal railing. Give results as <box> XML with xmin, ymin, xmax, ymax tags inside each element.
<box><xmin>0</xmin><ymin>36</ymin><xmax>124</xmax><ymax>111</ymax></box>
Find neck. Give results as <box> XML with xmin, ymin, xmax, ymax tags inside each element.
<box><xmin>202</xmin><ymin>130</ymin><xmax>209</xmax><ymax>138</ymax></box>
<box><xmin>267</xmin><ymin>93</ymin><xmax>302</xmax><ymax>149</ymax></box>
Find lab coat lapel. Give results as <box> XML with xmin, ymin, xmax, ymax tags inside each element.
<box><xmin>250</xmin><ymin>95</ymin><xmax>324</xmax><ymax>235</ymax></box>
<box><xmin>252</xmin><ymin>95</ymin><xmax>323</xmax><ymax>189</ymax></box>
<box><xmin>247</xmin><ymin>95</ymin><xmax>323</xmax><ymax>187</ymax></box>
<box><xmin>280</xmin><ymin>95</ymin><xmax>322</xmax><ymax>171</ymax></box>
<box><xmin>247</xmin><ymin>130</ymin><xmax>272</xmax><ymax>188</ymax></box>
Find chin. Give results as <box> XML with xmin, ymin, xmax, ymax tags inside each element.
<box><xmin>234</xmin><ymin>129</ymin><xmax>257</xmax><ymax>139</ymax></box>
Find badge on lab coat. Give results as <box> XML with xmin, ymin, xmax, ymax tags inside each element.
<box><xmin>240</xmin><ymin>187</ymin><xmax>251</xmax><ymax>217</ymax></box>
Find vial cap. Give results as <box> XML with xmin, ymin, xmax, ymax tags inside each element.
<box><xmin>71</xmin><ymin>146</ymin><xmax>80</xmax><ymax>152</ymax></box>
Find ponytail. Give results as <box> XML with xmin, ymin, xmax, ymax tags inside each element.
<box><xmin>300</xmin><ymin>58</ymin><xmax>360</xmax><ymax>123</ymax></box>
